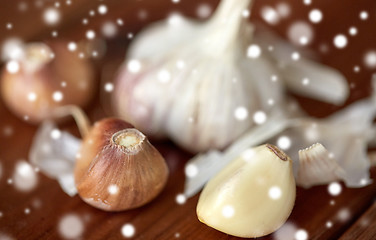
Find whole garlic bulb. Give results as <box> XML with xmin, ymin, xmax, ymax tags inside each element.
<box><xmin>74</xmin><ymin>118</ymin><xmax>169</xmax><ymax>211</ymax></box>
<box><xmin>113</xmin><ymin>0</ymin><xmax>285</xmax><ymax>152</ymax></box>
<box><xmin>196</xmin><ymin>144</ymin><xmax>296</xmax><ymax>238</ymax></box>
<box><xmin>113</xmin><ymin>0</ymin><xmax>348</xmax><ymax>153</ymax></box>
<box><xmin>1</xmin><ymin>42</ymin><xmax>95</xmax><ymax>123</ymax></box>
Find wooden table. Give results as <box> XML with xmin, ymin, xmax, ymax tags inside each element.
<box><xmin>1</xmin><ymin>0</ymin><xmax>376</xmax><ymax>239</ymax></box>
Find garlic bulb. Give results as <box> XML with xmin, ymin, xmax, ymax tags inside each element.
<box><xmin>1</xmin><ymin>42</ymin><xmax>95</xmax><ymax>123</ymax></box>
<box><xmin>74</xmin><ymin>118</ymin><xmax>169</xmax><ymax>211</ymax></box>
<box><xmin>197</xmin><ymin>144</ymin><xmax>296</xmax><ymax>238</ymax></box>
<box><xmin>113</xmin><ymin>0</ymin><xmax>348</xmax><ymax>153</ymax></box>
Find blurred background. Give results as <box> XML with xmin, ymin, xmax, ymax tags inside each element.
<box><xmin>0</xmin><ymin>0</ymin><xmax>376</xmax><ymax>239</ymax></box>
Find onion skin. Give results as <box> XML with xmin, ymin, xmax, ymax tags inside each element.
<box><xmin>74</xmin><ymin>118</ymin><xmax>169</xmax><ymax>211</ymax></box>
<box><xmin>0</xmin><ymin>42</ymin><xmax>95</xmax><ymax>123</ymax></box>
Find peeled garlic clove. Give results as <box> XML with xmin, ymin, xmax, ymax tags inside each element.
<box><xmin>1</xmin><ymin>42</ymin><xmax>95</xmax><ymax>123</ymax></box>
<box><xmin>74</xmin><ymin>118</ymin><xmax>169</xmax><ymax>211</ymax></box>
<box><xmin>197</xmin><ymin>144</ymin><xmax>296</xmax><ymax>238</ymax></box>
<box><xmin>297</xmin><ymin>143</ymin><xmax>346</xmax><ymax>188</ymax></box>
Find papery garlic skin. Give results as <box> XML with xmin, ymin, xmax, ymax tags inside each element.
<box><xmin>197</xmin><ymin>144</ymin><xmax>296</xmax><ymax>238</ymax></box>
<box><xmin>74</xmin><ymin>118</ymin><xmax>169</xmax><ymax>211</ymax></box>
<box><xmin>297</xmin><ymin>143</ymin><xmax>346</xmax><ymax>188</ymax></box>
<box><xmin>113</xmin><ymin>0</ymin><xmax>287</xmax><ymax>152</ymax></box>
<box><xmin>113</xmin><ymin>0</ymin><xmax>349</xmax><ymax>153</ymax></box>
<box><xmin>1</xmin><ymin>42</ymin><xmax>95</xmax><ymax>123</ymax></box>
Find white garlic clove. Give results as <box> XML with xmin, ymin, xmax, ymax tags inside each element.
<box><xmin>197</xmin><ymin>144</ymin><xmax>296</xmax><ymax>238</ymax></box>
<box><xmin>29</xmin><ymin>121</ymin><xmax>81</xmax><ymax>196</ymax></box>
<box><xmin>297</xmin><ymin>143</ymin><xmax>346</xmax><ymax>188</ymax></box>
<box><xmin>254</xmin><ymin>26</ymin><xmax>349</xmax><ymax>105</ymax></box>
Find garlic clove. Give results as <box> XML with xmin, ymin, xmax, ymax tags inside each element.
<box><xmin>297</xmin><ymin>143</ymin><xmax>346</xmax><ymax>188</ymax></box>
<box><xmin>74</xmin><ymin>118</ymin><xmax>169</xmax><ymax>211</ymax></box>
<box><xmin>29</xmin><ymin>121</ymin><xmax>81</xmax><ymax>196</ymax></box>
<box><xmin>279</xmin><ymin>59</ymin><xmax>349</xmax><ymax>105</ymax></box>
<box><xmin>254</xmin><ymin>26</ymin><xmax>349</xmax><ymax>105</ymax></box>
<box><xmin>197</xmin><ymin>144</ymin><xmax>296</xmax><ymax>238</ymax></box>
<box><xmin>1</xmin><ymin>42</ymin><xmax>95</xmax><ymax>123</ymax></box>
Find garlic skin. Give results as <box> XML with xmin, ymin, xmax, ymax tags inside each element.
<box><xmin>297</xmin><ymin>143</ymin><xmax>346</xmax><ymax>188</ymax></box>
<box><xmin>74</xmin><ymin>118</ymin><xmax>169</xmax><ymax>211</ymax></box>
<box><xmin>1</xmin><ymin>42</ymin><xmax>95</xmax><ymax>123</ymax></box>
<box><xmin>29</xmin><ymin>121</ymin><xmax>81</xmax><ymax>196</ymax></box>
<box><xmin>113</xmin><ymin>0</ymin><xmax>349</xmax><ymax>153</ymax></box>
<box><xmin>113</xmin><ymin>0</ymin><xmax>286</xmax><ymax>152</ymax></box>
<box><xmin>197</xmin><ymin>144</ymin><xmax>296</xmax><ymax>238</ymax></box>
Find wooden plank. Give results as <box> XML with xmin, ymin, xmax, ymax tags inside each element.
<box><xmin>340</xmin><ymin>202</ymin><xmax>376</xmax><ymax>240</ymax></box>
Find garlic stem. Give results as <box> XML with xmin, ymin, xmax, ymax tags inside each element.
<box><xmin>204</xmin><ymin>0</ymin><xmax>252</xmax><ymax>54</ymax></box>
<box><xmin>52</xmin><ymin>105</ymin><xmax>91</xmax><ymax>138</ymax></box>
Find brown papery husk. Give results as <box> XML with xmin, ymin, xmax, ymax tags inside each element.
<box><xmin>74</xmin><ymin>118</ymin><xmax>169</xmax><ymax>211</ymax></box>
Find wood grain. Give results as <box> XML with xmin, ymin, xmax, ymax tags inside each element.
<box><xmin>1</xmin><ymin>0</ymin><xmax>376</xmax><ymax>239</ymax></box>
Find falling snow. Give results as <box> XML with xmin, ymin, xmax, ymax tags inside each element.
<box><xmin>108</xmin><ymin>184</ymin><xmax>119</xmax><ymax>195</ymax></box>
<box><xmin>241</xmin><ymin>148</ymin><xmax>255</xmax><ymax>162</ymax></box>
<box><xmin>102</xmin><ymin>21</ymin><xmax>118</xmax><ymax>38</ymax></box>
<box><xmin>104</xmin><ymin>83</ymin><xmax>114</xmax><ymax>92</ymax></box>
<box><xmin>253</xmin><ymin>111</ymin><xmax>267</xmax><ymax>124</ymax></box>
<box><xmin>288</xmin><ymin>21</ymin><xmax>313</xmax><ymax>46</ymax></box>
<box><xmin>328</xmin><ymin>182</ymin><xmax>342</xmax><ymax>196</ymax></box>
<box><xmin>59</xmin><ymin>214</ymin><xmax>84</xmax><ymax>239</ymax></box>
<box><xmin>295</xmin><ymin>229</ymin><xmax>308</xmax><ymax>240</ymax></box>
<box><xmin>185</xmin><ymin>164</ymin><xmax>198</xmax><ymax>178</ymax></box>
<box><xmin>13</xmin><ymin>160</ymin><xmax>38</xmax><ymax>192</ymax></box>
<box><xmin>86</xmin><ymin>30</ymin><xmax>96</xmax><ymax>39</ymax></box>
<box><xmin>349</xmin><ymin>27</ymin><xmax>357</xmax><ymax>36</ymax></box>
<box><xmin>176</xmin><ymin>194</ymin><xmax>186</xmax><ymax>205</ymax></box>
<box><xmin>247</xmin><ymin>44</ymin><xmax>262</xmax><ymax>58</ymax></box>
<box><xmin>52</xmin><ymin>91</ymin><xmax>63</xmax><ymax>102</ymax></box>
<box><xmin>67</xmin><ymin>42</ymin><xmax>77</xmax><ymax>52</ymax></box>
<box><xmin>268</xmin><ymin>186</ymin><xmax>282</xmax><ymax>200</ymax></box>
<box><xmin>291</xmin><ymin>52</ymin><xmax>300</xmax><ymax>61</ymax></box>
<box><xmin>127</xmin><ymin>59</ymin><xmax>141</xmax><ymax>73</ymax></box>
<box><xmin>333</xmin><ymin>34</ymin><xmax>347</xmax><ymax>48</ymax></box>
<box><xmin>6</xmin><ymin>60</ymin><xmax>20</xmax><ymax>73</ymax></box>
<box><xmin>43</xmin><ymin>8</ymin><xmax>60</xmax><ymax>25</ymax></box>
<box><xmin>364</xmin><ymin>51</ymin><xmax>376</xmax><ymax>68</ymax></box>
<box><xmin>121</xmin><ymin>224</ymin><xmax>135</xmax><ymax>238</ymax></box>
<box><xmin>277</xmin><ymin>136</ymin><xmax>291</xmax><ymax>150</ymax></box>
<box><xmin>27</xmin><ymin>92</ymin><xmax>37</xmax><ymax>102</ymax></box>
<box><xmin>221</xmin><ymin>205</ymin><xmax>235</xmax><ymax>218</ymax></box>
<box><xmin>309</xmin><ymin>9</ymin><xmax>323</xmax><ymax>23</ymax></box>
<box><xmin>98</xmin><ymin>5</ymin><xmax>108</xmax><ymax>15</ymax></box>
<box><xmin>261</xmin><ymin>6</ymin><xmax>279</xmax><ymax>25</ymax></box>
<box><xmin>276</xmin><ymin>3</ymin><xmax>290</xmax><ymax>18</ymax></box>
<box><xmin>359</xmin><ymin>11</ymin><xmax>368</xmax><ymax>20</ymax></box>
<box><xmin>234</xmin><ymin>106</ymin><xmax>248</xmax><ymax>121</ymax></box>
<box><xmin>326</xmin><ymin>221</ymin><xmax>333</xmax><ymax>228</ymax></box>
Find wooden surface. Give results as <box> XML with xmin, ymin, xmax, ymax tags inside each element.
<box><xmin>1</xmin><ymin>0</ymin><xmax>376</xmax><ymax>239</ymax></box>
